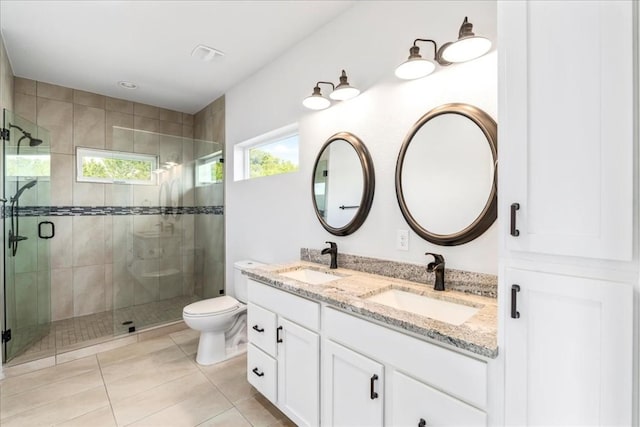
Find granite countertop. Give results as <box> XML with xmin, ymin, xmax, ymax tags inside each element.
<box><xmin>245</xmin><ymin>261</ymin><xmax>498</xmax><ymax>359</ymax></box>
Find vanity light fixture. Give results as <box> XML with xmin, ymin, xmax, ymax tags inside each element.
<box><xmin>395</xmin><ymin>16</ymin><xmax>492</xmax><ymax>80</ymax></box>
<box><xmin>302</xmin><ymin>82</ymin><xmax>333</xmax><ymax>110</ymax></box>
<box><xmin>439</xmin><ymin>17</ymin><xmax>492</xmax><ymax>63</ymax></box>
<box><xmin>302</xmin><ymin>70</ymin><xmax>360</xmax><ymax>110</ymax></box>
<box><xmin>329</xmin><ymin>70</ymin><xmax>360</xmax><ymax>101</ymax></box>
<box><xmin>395</xmin><ymin>39</ymin><xmax>439</xmax><ymax>80</ymax></box>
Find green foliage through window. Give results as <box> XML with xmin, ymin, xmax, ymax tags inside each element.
<box><xmin>82</xmin><ymin>157</ymin><xmax>151</xmax><ymax>181</ymax></box>
<box><xmin>6</xmin><ymin>155</ymin><xmax>50</xmax><ymax>178</ymax></box>
<box><xmin>249</xmin><ymin>149</ymin><xmax>298</xmax><ymax>178</ymax></box>
<box><xmin>77</xmin><ymin>148</ymin><xmax>156</xmax><ymax>184</ymax></box>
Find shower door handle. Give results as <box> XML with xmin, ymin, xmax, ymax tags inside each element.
<box><xmin>38</xmin><ymin>221</ymin><xmax>55</xmax><ymax>239</ymax></box>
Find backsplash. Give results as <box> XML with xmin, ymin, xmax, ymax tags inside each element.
<box><xmin>301</xmin><ymin>248</ymin><xmax>497</xmax><ymax>298</ymax></box>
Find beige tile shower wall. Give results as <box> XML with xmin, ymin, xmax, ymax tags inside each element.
<box><xmin>193</xmin><ymin>96</ymin><xmax>225</xmax><ymax>298</ymax></box>
<box><xmin>13</xmin><ymin>77</ymin><xmax>196</xmax><ymax>320</ymax></box>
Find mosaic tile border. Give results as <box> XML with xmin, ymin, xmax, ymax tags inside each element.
<box><xmin>301</xmin><ymin>248</ymin><xmax>497</xmax><ymax>298</ymax></box>
<box><xmin>4</xmin><ymin>205</ymin><xmax>224</xmax><ymax>217</ymax></box>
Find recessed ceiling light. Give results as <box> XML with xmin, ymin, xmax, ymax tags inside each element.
<box><xmin>191</xmin><ymin>44</ymin><xmax>225</xmax><ymax>62</ymax></box>
<box><xmin>118</xmin><ymin>81</ymin><xmax>138</xmax><ymax>89</ymax></box>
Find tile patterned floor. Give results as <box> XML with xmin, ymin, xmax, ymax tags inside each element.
<box><xmin>0</xmin><ymin>329</ymin><xmax>294</xmax><ymax>426</ymax></box>
<box><xmin>8</xmin><ymin>295</ymin><xmax>199</xmax><ymax>366</ymax></box>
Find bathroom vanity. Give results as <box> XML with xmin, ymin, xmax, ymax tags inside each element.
<box><xmin>244</xmin><ymin>261</ymin><xmax>497</xmax><ymax>427</ymax></box>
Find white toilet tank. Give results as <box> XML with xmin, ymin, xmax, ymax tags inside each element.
<box><xmin>233</xmin><ymin>260</ymin><xmax>264</xmax><ymax>303</ymax></box>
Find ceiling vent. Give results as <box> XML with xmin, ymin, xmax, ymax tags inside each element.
<box><xmin>191</xmin><ymin>44</ymin><xmax>225</xmax><ymax>62</ymax></box>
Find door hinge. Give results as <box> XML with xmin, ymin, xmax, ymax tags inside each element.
<box><xmin>2</xmin><ymin>329</ymin><xmax>11</xmax><ymax>343</ymax></box>
<box><xmin>0</xmin><ymin>128</ymin><xmax>9</xmax><ymax>140</ymax></box>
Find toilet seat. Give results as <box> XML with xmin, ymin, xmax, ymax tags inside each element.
<box><xmin>183</xmin><ymin>296</ymin><xmax>243</xmax><ymax>317</ymax></box>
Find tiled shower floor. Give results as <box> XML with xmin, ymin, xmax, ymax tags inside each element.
<box><xmin>7</xmin><ymin>295</ymin><xmax>199</xmax><ymax>366</ymax></box>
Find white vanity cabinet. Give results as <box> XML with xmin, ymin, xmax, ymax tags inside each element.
<box><xmin>323</xmin><ymin>307</ymin><xmax>488</xmax><ymax>427</ymax></box>
<box><xmin>246</xmin><ymin>279</ymin><xmax>320</xmax><ymax>427</ymax></box>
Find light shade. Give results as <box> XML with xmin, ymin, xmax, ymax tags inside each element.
<box><xmin>440</xmin><ymin>17</ymin><xmax>492</xmax><ymax>63</ymax></box>
<box><xmin>395</xmin><ymin>58</ymin><xmax>436</xmax><ymax>80</ymax></box>
<box><xmin>329</xmin><ymin>70</ymin><xmax>360</xmax><ymax>101</ymax></box>
<box><xmin>395</xmin><ymin>40</ymin><xmax>439</xmax><ymax>80</ymax></box>
<box><xmin>303</xmin><ymin>86</ymin><xmax>331</xmax><ymax>110</ymax></box>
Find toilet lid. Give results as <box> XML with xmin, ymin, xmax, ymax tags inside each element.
<box><xmin>183</xmin><ymin>296</ymin><xmax>241</xmax><ymax>316</ymax></box>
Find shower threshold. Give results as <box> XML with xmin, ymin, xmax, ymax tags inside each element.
<box><xmin>5</xmin><ymin>295</ymin><xmax>199</xmax><ymax>367</ymax></box>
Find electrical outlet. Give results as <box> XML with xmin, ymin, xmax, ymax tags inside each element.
<box><xmin>397</xmin><ymin>229</ymin><xmax>409</xmax><ymax>251</ymax></box>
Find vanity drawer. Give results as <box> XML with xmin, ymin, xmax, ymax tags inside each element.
<box><xmin>247</xmin><ymin>343</ymin><xmax>277</xmax><ymax>404</ymax></box>
<box><xmin>248</xmin><ymin>279</ymin><xmax>320</xmax><ymax>331</ymax></box>
<box><xmin>247</xmin><ymin>302</ymin><xmax>277</xmax><ymax>356</ymax></box>
<box><xmin>390</xmin><ymin>370</ymin><xmax>486</xmax><ymax>426</ymax></box>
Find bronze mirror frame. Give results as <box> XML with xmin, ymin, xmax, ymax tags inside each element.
<box><xmin>395</xmin><ymin>103</ymin><xmax>498</xmax><ymax>246</ymax></box>
<box><xmin>312</xmin><ymin>132</ymin><xmax>375</xmax><ymax>236</ymax></box>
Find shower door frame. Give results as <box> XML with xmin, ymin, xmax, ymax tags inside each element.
<box><xmin>1</xmin><ymin>108</ymin><xmax>53</xmax><ymax>363</ymax></box>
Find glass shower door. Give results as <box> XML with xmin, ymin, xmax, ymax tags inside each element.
<box><xmin>2</xmin><ymin>109</ymin><xmax>52</xmax><ymax>362</ymax></box>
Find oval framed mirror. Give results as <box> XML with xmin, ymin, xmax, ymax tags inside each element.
<box><xmin>312</xmin><ymin>132</ymin><xmax>375</xmax><ymax>236</ymax></box>
<box><xmin>395</xmin><ymin>103</ymin><xmax>497</xmax><ymax>246</ymax></box>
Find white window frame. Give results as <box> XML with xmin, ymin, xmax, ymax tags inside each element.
<box><xmin>233</xmin><ymin>123</ymin><xmax>299</xmax><ymax>181</ymax></box>
<box><xmin>76</xmin><ymin>147</ymin><xmax>158</xmax><ymax>185</ymax></box>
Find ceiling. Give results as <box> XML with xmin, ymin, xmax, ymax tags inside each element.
<box><xmin>0</xmin><ymin>1</ymin><xmax>354</xmax><ymax>113</ymax></box>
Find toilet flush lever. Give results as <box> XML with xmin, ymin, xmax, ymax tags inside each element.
<box><xmin>252</xmin><ymin>325</ymin><xmax>264</xmax><ymax>333</ymax></box>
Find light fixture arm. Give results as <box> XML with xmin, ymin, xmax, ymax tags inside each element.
<box><xmin>315</xmin><ymin>81</ymin><xmax>335</xmax><ymax>92</ymax></box>
<box><xmin>412</xmin><ymin>39</ymin><xmax>451</xmax><ymax>67</ymax></box>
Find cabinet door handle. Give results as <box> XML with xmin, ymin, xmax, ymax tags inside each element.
<box><xmin>511</xmin><ymin>284</ymin><xmax>521</xmax><ymax>319</ymax></box>
<box><xmin>276</xmin><ymin>326</ymin><xmax>283</xmax><ymax>343</ymax></box>
<box><xmin>252</xmin><ymin>325</ymin><xmax>264</xmax><ymax>333</ymax></box>
<box><xmin>418</xmin><ymin>419</ymin><xmax>427</xmax><ymax>427</ymax></box>
<box><xmin>252</xmin><ymin>367</ymin><xmax>264</xmax><ymax>377</ymax></box>
<box><xmin>510</xmin><ymin>203</ymin><xmax>520</xmax><ymax>236</ymax></box>
<box><xmin>370</xmin><ymin>374</ymin><xmax>379</xmax><ymax>399</ymax></box>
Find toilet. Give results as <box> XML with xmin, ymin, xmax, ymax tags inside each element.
<box><xmin>183</xmin><ymin>260</ymin><xmax>264</xmax><ymax>365</ymax></box>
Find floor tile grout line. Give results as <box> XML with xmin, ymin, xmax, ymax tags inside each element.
<box><xmin>0</xmin><ymin>362</ymin><xmax>97</xmax><ymax>398</ymax></box>
<box><xmin>95</xmin><ymin>353</ymin><xmax>119</xmax><ymax>426</ymax></box>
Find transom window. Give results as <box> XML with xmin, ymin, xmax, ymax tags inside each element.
<box><xmin>76</xmin><ymin>147</ymin><xmax>157</xmax><ymax>185</ymax></box>
<box><xmin>234</xmin><ymin>123</ymin><xmax>299</xmax><ymax>181</ymax></box>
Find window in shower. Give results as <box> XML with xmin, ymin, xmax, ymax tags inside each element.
<box><xmin>196</xmin><ymin>151</ymin><xmax>223</xmax><ymax>186</ymax></box>
<box><xmin>5</xmin><ymin>154</ymin><xmax>50</xmax><ymax>178</ymax></box>
<box><xmin>76</xmin><ymin>147</ymin><xmax>158</xmax><ymax>185</ymax></box>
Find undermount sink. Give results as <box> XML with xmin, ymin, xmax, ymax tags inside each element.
<box><xmin>366</xmin><ymin>289</ymin><xmax>479</xmax><ymax>326</ymax></box>
<box><xmin>279</xmin><ymin>268</ymin><xmax>342</xmax><ymax>285</ymax></box>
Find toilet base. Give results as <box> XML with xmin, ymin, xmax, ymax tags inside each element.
<box><xmin>195</xmin><ymin>331</ymin><xmax>247</xmax><ymax>365</ymax></box>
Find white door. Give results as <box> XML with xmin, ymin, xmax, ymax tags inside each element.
<box><xmin>504</xmin><ymin>269</ymin><xmax>633</xmax><ymax>425</ymax></box>
<box><xmin>276</xmin><ymin>317</ymin><xmax>319</xmax><ymax>427</ymax></box>
<box><xmin>322</xmin><ymin>339</ymin><xmax>384</xmax><ymax>427</ymax></box>
<box><xmin>498</xmin><ymin>0</ymin><xmax>634</xmax><ymax>260</ymax></box>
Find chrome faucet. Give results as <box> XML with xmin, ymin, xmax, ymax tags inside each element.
<box><xmin>321</xmin><ymin>241</ymin><xmax>338</xmax><ymax>269</ymax></box>
<box><xmin>425</xmin><ymin>252</ymin><xmax>445</xmax><ymax>291</ymax></box>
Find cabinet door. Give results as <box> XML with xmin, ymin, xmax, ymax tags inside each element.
<box><xmin>322</xmin><ymin>339</ymin><xmax>384</xmax><ymax>427</ymax></box>
<box><xmin>389</xmin><ymin>370</ymin><xmax>486</xmax><ymax>427</ymax></box>
<box><xmin>504</xmin><ymin>269</ymin><xmax>632</xmax><ymax>425</ymax></box>
<box><xmin>277</xmin><ymin>317</ymin><xmax>319</xmax><ymax>427</ymax></box>
<box><xmin>499</xmin><ymin>0</ymin><xmax>633</xmax><ymax>260</ymax></box>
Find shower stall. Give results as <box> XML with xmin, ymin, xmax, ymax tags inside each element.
<box><xmin>1</xmin><ymin>108</ymin><xmax>225</xmax><ymax>364</ymax></box>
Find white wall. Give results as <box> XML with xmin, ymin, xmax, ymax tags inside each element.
<box><xmin>225</xmin><ymin>1</ymin><xmax>497</xmax><ymax>288</ymax></box>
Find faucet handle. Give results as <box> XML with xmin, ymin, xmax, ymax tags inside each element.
<box><xmin>325</xmin><ymin>241</ymin><xmax>337</xmax><ymax>249</ymax></box>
